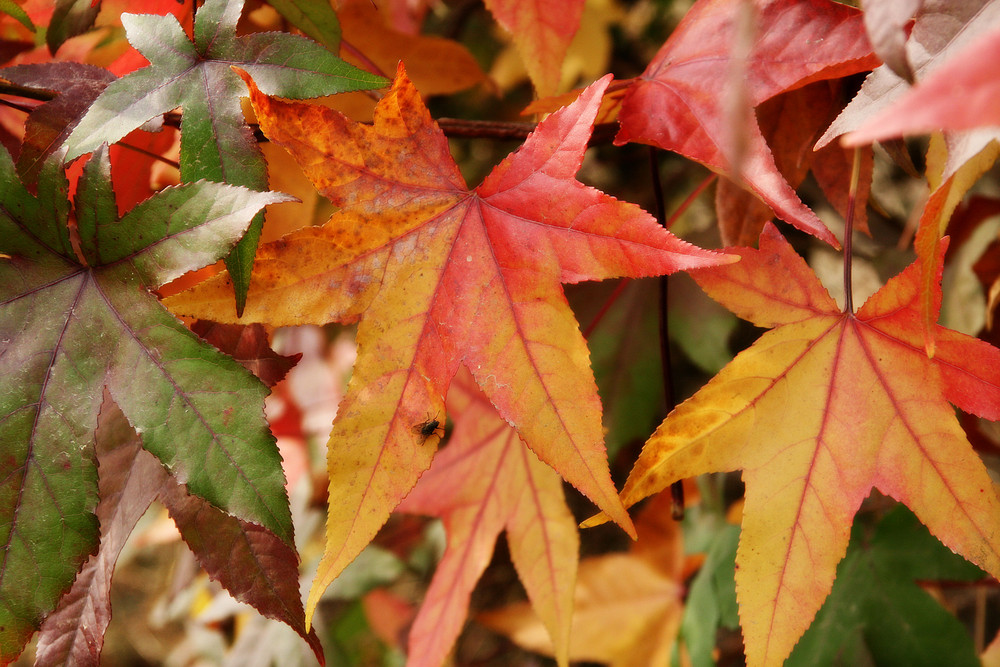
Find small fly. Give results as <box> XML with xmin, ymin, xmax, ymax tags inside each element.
<box><xmin>414</xmin><ymin>418</ymin><xmax>443</xmax><ymax>441</ymax></box>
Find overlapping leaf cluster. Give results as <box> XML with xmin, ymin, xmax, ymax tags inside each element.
<box><xmin>3</xmin><ymin>0</ymin><xmax>1000</xmax><ymax>665</ymax></box>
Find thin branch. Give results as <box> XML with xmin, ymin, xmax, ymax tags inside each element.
<box><xmin>664</xmin><ymin>173</ymin><xmax>717</xmax><ymax>230</ymax></box>
<box><xmin>0</xmin><ymin>82</ymin><xmax>624</xmax><ymax>145</ymax></box>
<box><xmin>649</xmin><ymin>147</ymin><xmax>685</xmax><ymax>521</ymax></box>
<box><xmin>843</xmin><ymin>147</ymin><xmax>862</xmax><ymax>314</ymax></box>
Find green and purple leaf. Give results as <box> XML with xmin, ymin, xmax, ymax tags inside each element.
<box><xmin>64</xmin><ymin>0</ymin><xmax>387</xmax><ymax>313</ymax></box>
<box><xmin>0</xmin><ymin>145</ymin><xmax>293</xmax><ymax>660</ymax></box>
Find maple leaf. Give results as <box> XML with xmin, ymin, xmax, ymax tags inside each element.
<box><xmin>165</xmin><ymin>64</ymin><xmax>734</xmax><ymax>624</ymax></box>
<box><xmin>615</xmin><ymin>0</ymin><xmax>877</xmax><ymax>246</ymax></box>
<box><xmin>483</xmin><ymin>0</ymin><xmax>584</xmax><ymax>97</ymax></box>
<box><xmin>599</xmin><ymin>223</ymin><xmax>1000</xmax><ymax>666</ymax></box>
<box><xmin>0</xmin><ymin>146</ymin><xmax>293</xmax><ymax>661</ymax></box>
<box><xmin>481</xmin><ymin>490</ymin><xmax>689</xmax><ymax>667</ymax></box>
<box><xmin>63</xmin><ymin>0</ymin><xmax>387</xmax><ymax>313</ymax></box>
<box><xmin>396</xmin><ymin>370</ymin><xmax>579</xmax><ymax>667</ymax></box>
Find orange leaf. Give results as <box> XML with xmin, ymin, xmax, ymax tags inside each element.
<box><xmin>616</xmin><ymin>0</ymin><xmax>877</xmax><ymax>247</ymax></box>
<box><xmin>481</xmin><ymin>491</ymin><xmax>688</xmax><ymax>666</ymax></box>
<box><xmin>396</xmin><ymin>370</ymin><xmax>579</xmax><ymax>667</ymax></box>
<box><xmin>483</xmin><ymin>0</ymin><xmax>584</xmax><ymax>97</ymax></box>
<box><xmin>165</xmin><ymin>65</ymin><xmax>734</xmax><ymax>625</ymax></box>
<box><xmin>338</xmin><ymin>0</ymin><xmax>486</xmax><ymax>96</ymax></box>
<box><xmin>610</xmin><ymin>223</ymin><xmax>1000</xmax><ymax>666</ymax></box>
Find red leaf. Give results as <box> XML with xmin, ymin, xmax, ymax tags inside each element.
<box><xmin>616</xmin><ymin>0</ymin><xmax>877</xmax><ymax>246</ymax></box>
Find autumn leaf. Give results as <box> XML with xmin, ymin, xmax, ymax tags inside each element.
<box><xmin>600</xmin><ymin>223</ymin><xmax>1000</xmax><ymax>666</ymax></box>
<box><xmin>0</xmin><ymin>0</ymin><xmax>34</xmax><ymax>33</ymax></box>
<box><xmin>47</xmin><ymin>0</ymin><xmax>99</xmax><ymax>55</ymax></box>
<box><xmin>33</xmin><ymin>402</ymin><xmax>165</xmax><ymax>667</ymax></box>
<box><xmin>165</xmin><ymin>64</ymin><xmax>734</xmax><ymax>624</ymax></box>
<box><xmin>64</xmin><ymin>0</ymin><xmax>387</xmax><ymax>313</ymax></box>
<box><xmin>859</xmin><ymin>0</ymin><xmax>921</xmax><ymax>83</ymax></box>
<box><xmin>0</xmin><ymin>146</ymin><xmax>293</xmax><ymax>661</ymax></box>
<box><xmin>189</xmin><ymin>321</ymin><xmax>302</xmax><ymax>388</ymax></box>
<box><xmin>481</xmin><ymin>490</ymin><xmax>689</xmax><ymax>667</ymax></box>
<box><xmin>615</xmin><ymin>0</ymin><xmax>877</xmax><ymax>246</ymax></box>
<box><xmin>483</xmin><ymin>0</ymin><xmax>584</xmax><ymax>97</ymax></box>
<box><xmin>396</xmin><ymin>370</ymin><xmax>579</xmax><ymax>667</ymax></box>
<box><xmin>337</xmin><ymin>0</ymin><xmax>486</xmax><ymax>97</ymax></box>
<box><xmin>843</xmin><ymin>26</ymin><xmax>1000</xmax><ymax>143</ymax></box>
<box><xmin>821</xmin><ymin>3</ymin><xmax>1000</xmax><ymax>349</ymax></box>
<box><xmin>818</xmin><ymin>0</ymin><xmax>1000</xmax><ymax>181</ymax></box>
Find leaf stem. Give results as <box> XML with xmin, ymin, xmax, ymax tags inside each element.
<box><xmin>649</xmin><ymin>147</ymin><xmax>684</xmax><ymax>520</ymax></box>
<box><xmin>117</xmin><ymin>141</ymin><xmax>180</xmax><ymax>170</ymax></box>
<box><xmin>0</xmin><ymin>81</ymin><xmax>53</xmax><ymax>102</ymax></box>
<box><xmin>581</xmin><ymin>279</ymin><xmax>629</xmax><ymax>339</ymax></box>
<box><xmin>843</xmin><ymin>147</ymin><xmax>862</xmax><ymax>314</ymax></box>
<box><xmin>664</xmin><ymin>172</ymin><xmax>717</xmax><ymax>230</ymax></box>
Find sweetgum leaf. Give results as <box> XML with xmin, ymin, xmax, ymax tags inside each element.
<box><xmin>397</xmin><ymin>371</ymin><xmax>579</xmax><ymax>667</ymax></box>
<box><xmin>0</xmin><ymin>145</ymin><xmax>292</xmax><ymax>661</ymax></box>
<box><xmin>167</xmin><ymin>67</ymin><xmax>736</xmax><ymax>625</ymax></box>
<box><xmin>616</xmin><ymin>0</ymin><xmax>877</xmax><ymax>247</ymax></box>
<box><xmin>818</xmin><ymin>0</ymin><xmax>1000</xmax><ymax>181</ymax></box>
<box><xmin>190</xmin><ymin>321</ymin><xmax>302</xmax><ymax>387</ymax></box>
<box><xmin>64</xmin><ymin>0</ymin><xmax>386</xmax><ymax>313</ymax></box>
<box><xmin>160</xmin><ymin>466</ymin><xmax>324</xmax><ymax>664</ymax></box>
<box><xmin>0</xmin><ymin>0</ymin><xmax>35</xmax><ymax>32</ymax></box>
<box><xmin>267</xmin><ymin>0</ymin><xmax>341</xmax><ymax>50</ymax></box>
<box><xmin>601</xmin><ymin>223</ymin><xmax>1000</xmax><ymax>666</ymax></box>
<box><xmin>483</xmin><ymin>0</ymin><xmax>584</xmax><ymax>97</ymax></box>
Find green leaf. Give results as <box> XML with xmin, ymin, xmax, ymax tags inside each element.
<box><xmin>0</xmin><ymin>145</ymin><xmax>293</xmax><ymax>661</ymax></box>
<box><xmin>64</xmin><ymin>0</ymin><xmax>387</xmax><ymax>313</ymax></box>
<box><xmin>47</xmin><ymin>0</ymin><xmax>100</xmax><ymax>55</ymax></box>
<box><xmin>0</xmin><ymin>0</ymin><xmax>34</xmax><ymax>32</ymax></box>
<box><xmin>266</xmin><ymin>0</ymin><xmax>342</xmax><ymax>51</ymax></box>
<box><xmin>787</xmin><ymin>504</ymin><xmax>984</xmax><ymax>667</ymax></box>
<box><xmin>676</xmin><ymin>518</ymin><xmax>740</xmax><ymax>667</ymax></box>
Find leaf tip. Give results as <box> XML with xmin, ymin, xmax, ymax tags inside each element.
<box><xmin>580</xmin><ymin>511</ymin><xmax>610</xmax><ymax>529</ymax></box>
<box><xmin>231</xmin><ymin>65</ymin><xmax>255</xmax><ymax>92</ymax></box>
